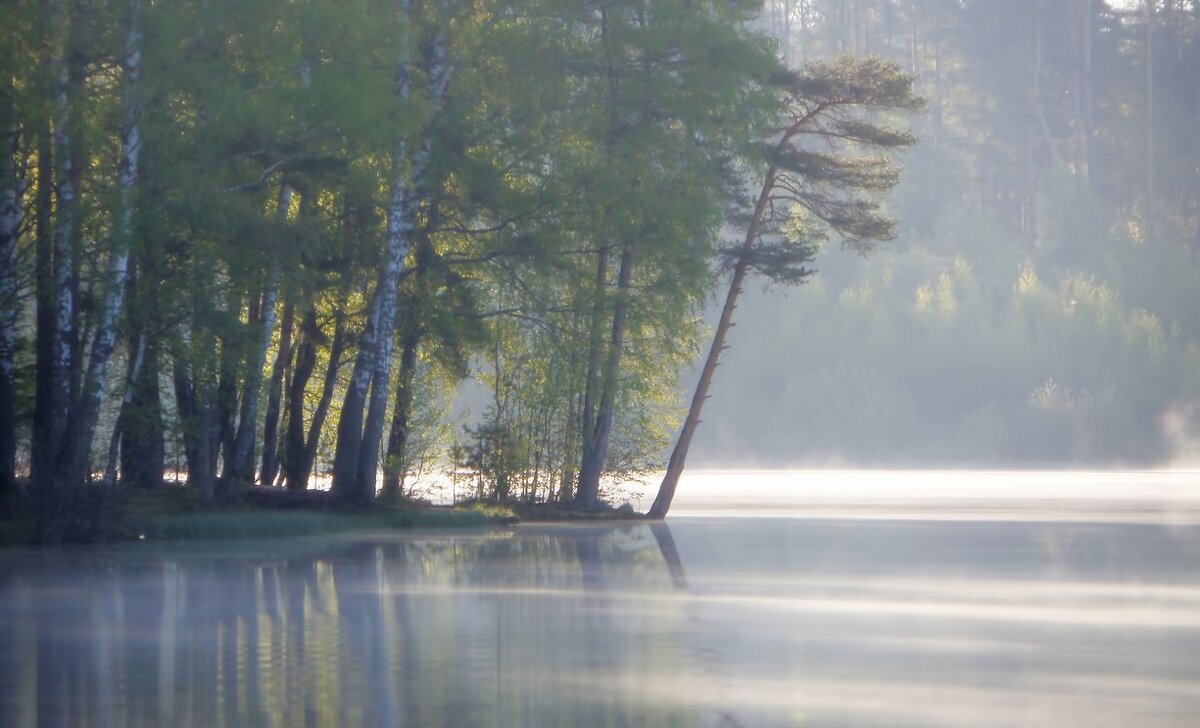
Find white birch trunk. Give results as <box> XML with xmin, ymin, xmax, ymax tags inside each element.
<box><xmin>61</xmin><ymin>1</ymin><xmax>141</xmax><ymax>484</ymax></box>
<box><xmin>229</xmin><ymin>185</ymin><xmax>290</xmax><ymax>484</ymax></box>
<box><xmin>333</xmin><ymin>6</ymin><xmax>454</xmax><ymax>502</ymax></box>
<box><xmin>356</xmin><ymin>48</ymin><xmax>455</xmax><ymax>498</ymax></box>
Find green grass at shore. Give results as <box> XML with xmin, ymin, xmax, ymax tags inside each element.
<box><xmin>129</xmin><ymin>507</ymin><xmax>505</xmax><ymax>541</ymax></box>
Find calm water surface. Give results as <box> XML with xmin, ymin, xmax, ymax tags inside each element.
<box><xmin>2</xmin><ymin>471</ymin><xmax>1199</xmax><ymax>727</ymax></box>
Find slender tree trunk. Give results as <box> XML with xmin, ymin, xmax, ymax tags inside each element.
<box><xmin>332</xmin><ymin>288</ymin><xmax>381</xmax><ymax>501</ymax></box>
<box><xmin>283</xmin><ymin>307</ymin><xmax>346</xmax><ymax>490</ymax></box>
<box><xmin>57</xmin><ymin>1</ymin><xmax>142</xmax><ymax>490</ymax></box>
<box><xmin>1078</xmin><ymin>0</ymin><xmax>1096</xmax><ymax>180</ymax></box>
<box><xmin>381</xmin><ymin>329</ymin><xmax>420</xmax><ymax>499</ymax></box>
<box><xmin>117</xmin><ymin>223</ymin><xmax>164</xmax><ymax>490</ymax></box>
<box><xmin>119</xmin><ymin>330</ymin><xmax>163</xmax><ymax>489</ymax></box>
<box><xmin>172</xmin><ymin>348</ymin><xmax>215</xmax><ymax>500</ymax></box>
<box><xmin>214</xmin><ymin>315</ymin><xmax>239</xmax><ymax>489</ymax></box>
<box><xmin>35</xmin><ymin>12</ymin><xmax>80</xmax><ymax>498</ymax></box>
<box><xmin>648</xmin><ymin>168</ymin><xmax>777</xmax><ymax>520</ymax></box>
<box><xmin>1032</xmin><ymin>5</ymin><xmax>1063</xmax><ymax>169</ymax></box>
<box><xmin>103</xmin><ymin>334</ymin><xmax>146</xmax><ymax>488</ymax></box>
<box><xmin>578</xmin><ymin>246</ymin><xmax>609</xmax><ymax>497</ymax></box>
<box><xmin>301</xmin><ymin>313</ymin><xmax>346</xmax><ymax>488</ymax></box>
<box><xmin>932</xmin><ymin>7</ymin><xmax>943</xmax><ymax>146</ymax></box>
<box><xmin>229</xmin><ymin>185</ymin><xmax>291</xmax><ymax>487</ymax></box>
<box><xmin>282</xmin><ymin>311</ymin><xmax>319</xmax><ymax>490</ymax></box>
<box><xmin>576</xmin><ymin>240</ymin><xmax>635</xmax><ymax>506</ymax></box>
<box><xmin>0</xmin><ymin>82</ymin><xmax>23</xmax><ymax>495</ymax></box>
<box><xmin>32</xmin><ymin>120</ymin><xmax>54</xmax><ymax>489</ymax></box>
<box><xmin>1145</xmin><ymin>0</ymin><xmax>1156</xmax><ymax>243</ymax></box>
<box><xmin>259</xmin><ymin>299</ymin><xmax>294</xmax><ymax>485</ymax></box>
<box><xmin>332</xmin><ymin>26</ymin><xmax>453</xmax><ymax>504</ymax></box>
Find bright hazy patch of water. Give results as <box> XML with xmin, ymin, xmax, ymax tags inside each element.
<box><xmin>1</xmin><ymin>470</ymin><xmax>1198</xmax><ymax>726</ymax></box>
<box><xmin>637</xmin><ymin>469</ymin><xmax>1200</xmax><ymax>523</ymax></box>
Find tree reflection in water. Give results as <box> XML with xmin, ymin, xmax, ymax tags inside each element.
<box><xmin>0</xmin><ymin>523</ymin><xmax>698</xmax><ymax>727</ymax></box>
<box><xmin>5</xmin><ymin>516</ymin><xmax>1198</xmax><ymax>726</ymax></box>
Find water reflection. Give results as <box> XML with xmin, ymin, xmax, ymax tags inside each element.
<box><xmin>1</xmin><ymin>517</ymin><xmax>1198</xmax><ymax>726</ymax></box>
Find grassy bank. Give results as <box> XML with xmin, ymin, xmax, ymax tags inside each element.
<box><xmin>0</xmin><ymin>485</ymin><xmax>518</xmax><ymax>545</ymax></box>
<box><xmin>0</xmin><ymin>483</ymin><xmax>652</xmax><ymax>545</ymax></box>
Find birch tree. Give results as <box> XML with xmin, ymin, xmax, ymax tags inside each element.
<box><xmin>331</xmin><ymin>1</ymin><xmax>455</xmax><ymax>504</ymax></box>
<box><xmin>57</xmin><ymin>0</ymin><xmax>145</xmax><ymax>493</ymax></box>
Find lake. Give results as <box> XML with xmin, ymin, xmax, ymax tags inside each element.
<box><xmin>2</xmin><ymin>470</ymin><xmax>1199</xmax><ymax>726</ymax></box>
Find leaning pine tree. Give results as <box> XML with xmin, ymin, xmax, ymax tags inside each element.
<box><xmin>648</xmin><ymin>57</ymin><xmax>925</xmax><ymax>519</ymax></box>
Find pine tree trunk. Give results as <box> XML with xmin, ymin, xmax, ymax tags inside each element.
<box><xmin>648</xmin><ymin>167</ymin><xmax>777</xmax><ymax>520</ymax></box>
<box><xmin>576</xmin><ymin>240</ymin><xmax>635</xmax><ymax>507</ymax></box>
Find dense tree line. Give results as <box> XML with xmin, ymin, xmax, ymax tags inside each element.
<box><xmin>0</xmin><ymin>0</ymin><xmax>922</xmax><ymax>534</ymax></box>
<box><xmin>690</xmin><ymin>0</ymin><xmax>1200</xmax><ymax>467</ymax></box>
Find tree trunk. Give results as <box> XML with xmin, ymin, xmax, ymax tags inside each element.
<box><xmin>104</xmin><ymin>333</ymin><xmax>145</xmax><ymax>488</ymax></box>
<box><xmin>577</xmin><ymin>245</ymin><xmax>609</xmax><ymax>499</ymax></box>
<box><xmin>331</xmin><ymin>288</ymin><xmax>381</xmax><ymax>502</ymax></box>
<box><xmin>1032</xmin><ymin>5</ymin><xmax>1063</xmax><ymax>169</ymax></box>
<box><xmin>381</xmin><ymin>329</ymin><xmax>420</xmax><ymax>499</ymax></box>
<box><xmin>648</xmin><ymin>167</ymin><xmax>777</xmax><ymax>520</ymax></box>
<box><xmin>119</xmin><ymin>330</ymin><xmax>163</xmax><ymax>489</ymax></box>
<box><xmin>172</xmin><ymin>349</ymin><xmax>216</xmax><ymax>500</ymax></box>
<box><xmin>34</xmin><ymin>12</ymin><xmax>80</xmax><ymax>499</ymax></box>
<box><xmin>57</xmin><ymin>1</ymin><xmax>142</xmax><ymax>490</ymax></box>
<box><xmin>332</xmin><ymin>27</ymin><xmax>453</xmax><ymax>504</ymax></box>
<box><xmin>0</xmin><ymin>81</ymin><xmax>22</xmax><ymax>495</ymax></box>
<box><xmin>32</xmin><ymin>120</ymin><xmax>54</xmax><ymax>490</ymax></box>
<box><xmin>1145</xmin><ymin>0</ymin><xmax>1156</xmax><ymax>243</ymax></box>
<box><xmin>259</xmin><ymin>298</ymin><xmax>294</xmax><ymax>485</ymax></box>
<box><xmin>576</xmin><ymin>240</ymin><xmax>635</xmax><ymax>507</ymax></box>
<box><xmin>303</xmin><ymin>312</ymin><xmax>346</xmax><ymax>487</ymax></box>
<box><xmin>1078</xmin><ymin>0</ymin><xmax>1096</xmax><ymax>179</ymax></box>
<box><xmin>282</xmin><ymin>311</ymin><xmax>319</xmax><ymax>491</ymax></box>
<box><xmin>117</xmin><ymin>215</ymin><xmax>164</xmax><ymax>491</ymax></box>
<box><xmin>283</xmin><ymin>308</ymin><xmax>346</xmax><ymax>490</ymax></box>
<box><xmin>214</xmin><ymin>316</ymin><xmax>239</xmax><ymax>491</ymax></box>
<box><xmin>229</xmin><ymin>185</ymin><xmax>291</xmax><ymax>487</ymax></box>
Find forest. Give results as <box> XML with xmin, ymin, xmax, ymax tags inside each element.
<box><xmin>0</xmin><ymin>0</ymin><xmax>923</xmax><ymax>538</ymax></box>
<box><xmin>693</xmin><ymin>0</ymin><xmax>1200</xmax><ymax>468</ymax></box>
<box><xmin>1</xmin><ymin>1</ymin><xmax>1197</xmax><ymax>541</ymax></box>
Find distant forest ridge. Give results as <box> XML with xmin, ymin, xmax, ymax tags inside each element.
<box><xmin>690</xmin><ymin>0</ymin><xmax>1200</xmax><ymax>468</ymax></box>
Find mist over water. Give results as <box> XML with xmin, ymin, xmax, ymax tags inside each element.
<box><xmin>650</xmin><ymin>469</ymin><xmax>1200</xmax><ymax>523</ymax></box>
<box><xmin>2</xmin><ymin>470</ymin><xmax>1199</xmax><ymax>727</ymax></box>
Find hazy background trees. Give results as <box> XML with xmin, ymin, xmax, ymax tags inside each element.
<box><xmin>690</xmin><ymin>0</ymin><xmax>1200</xmax><ymax>467</ymax></box>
